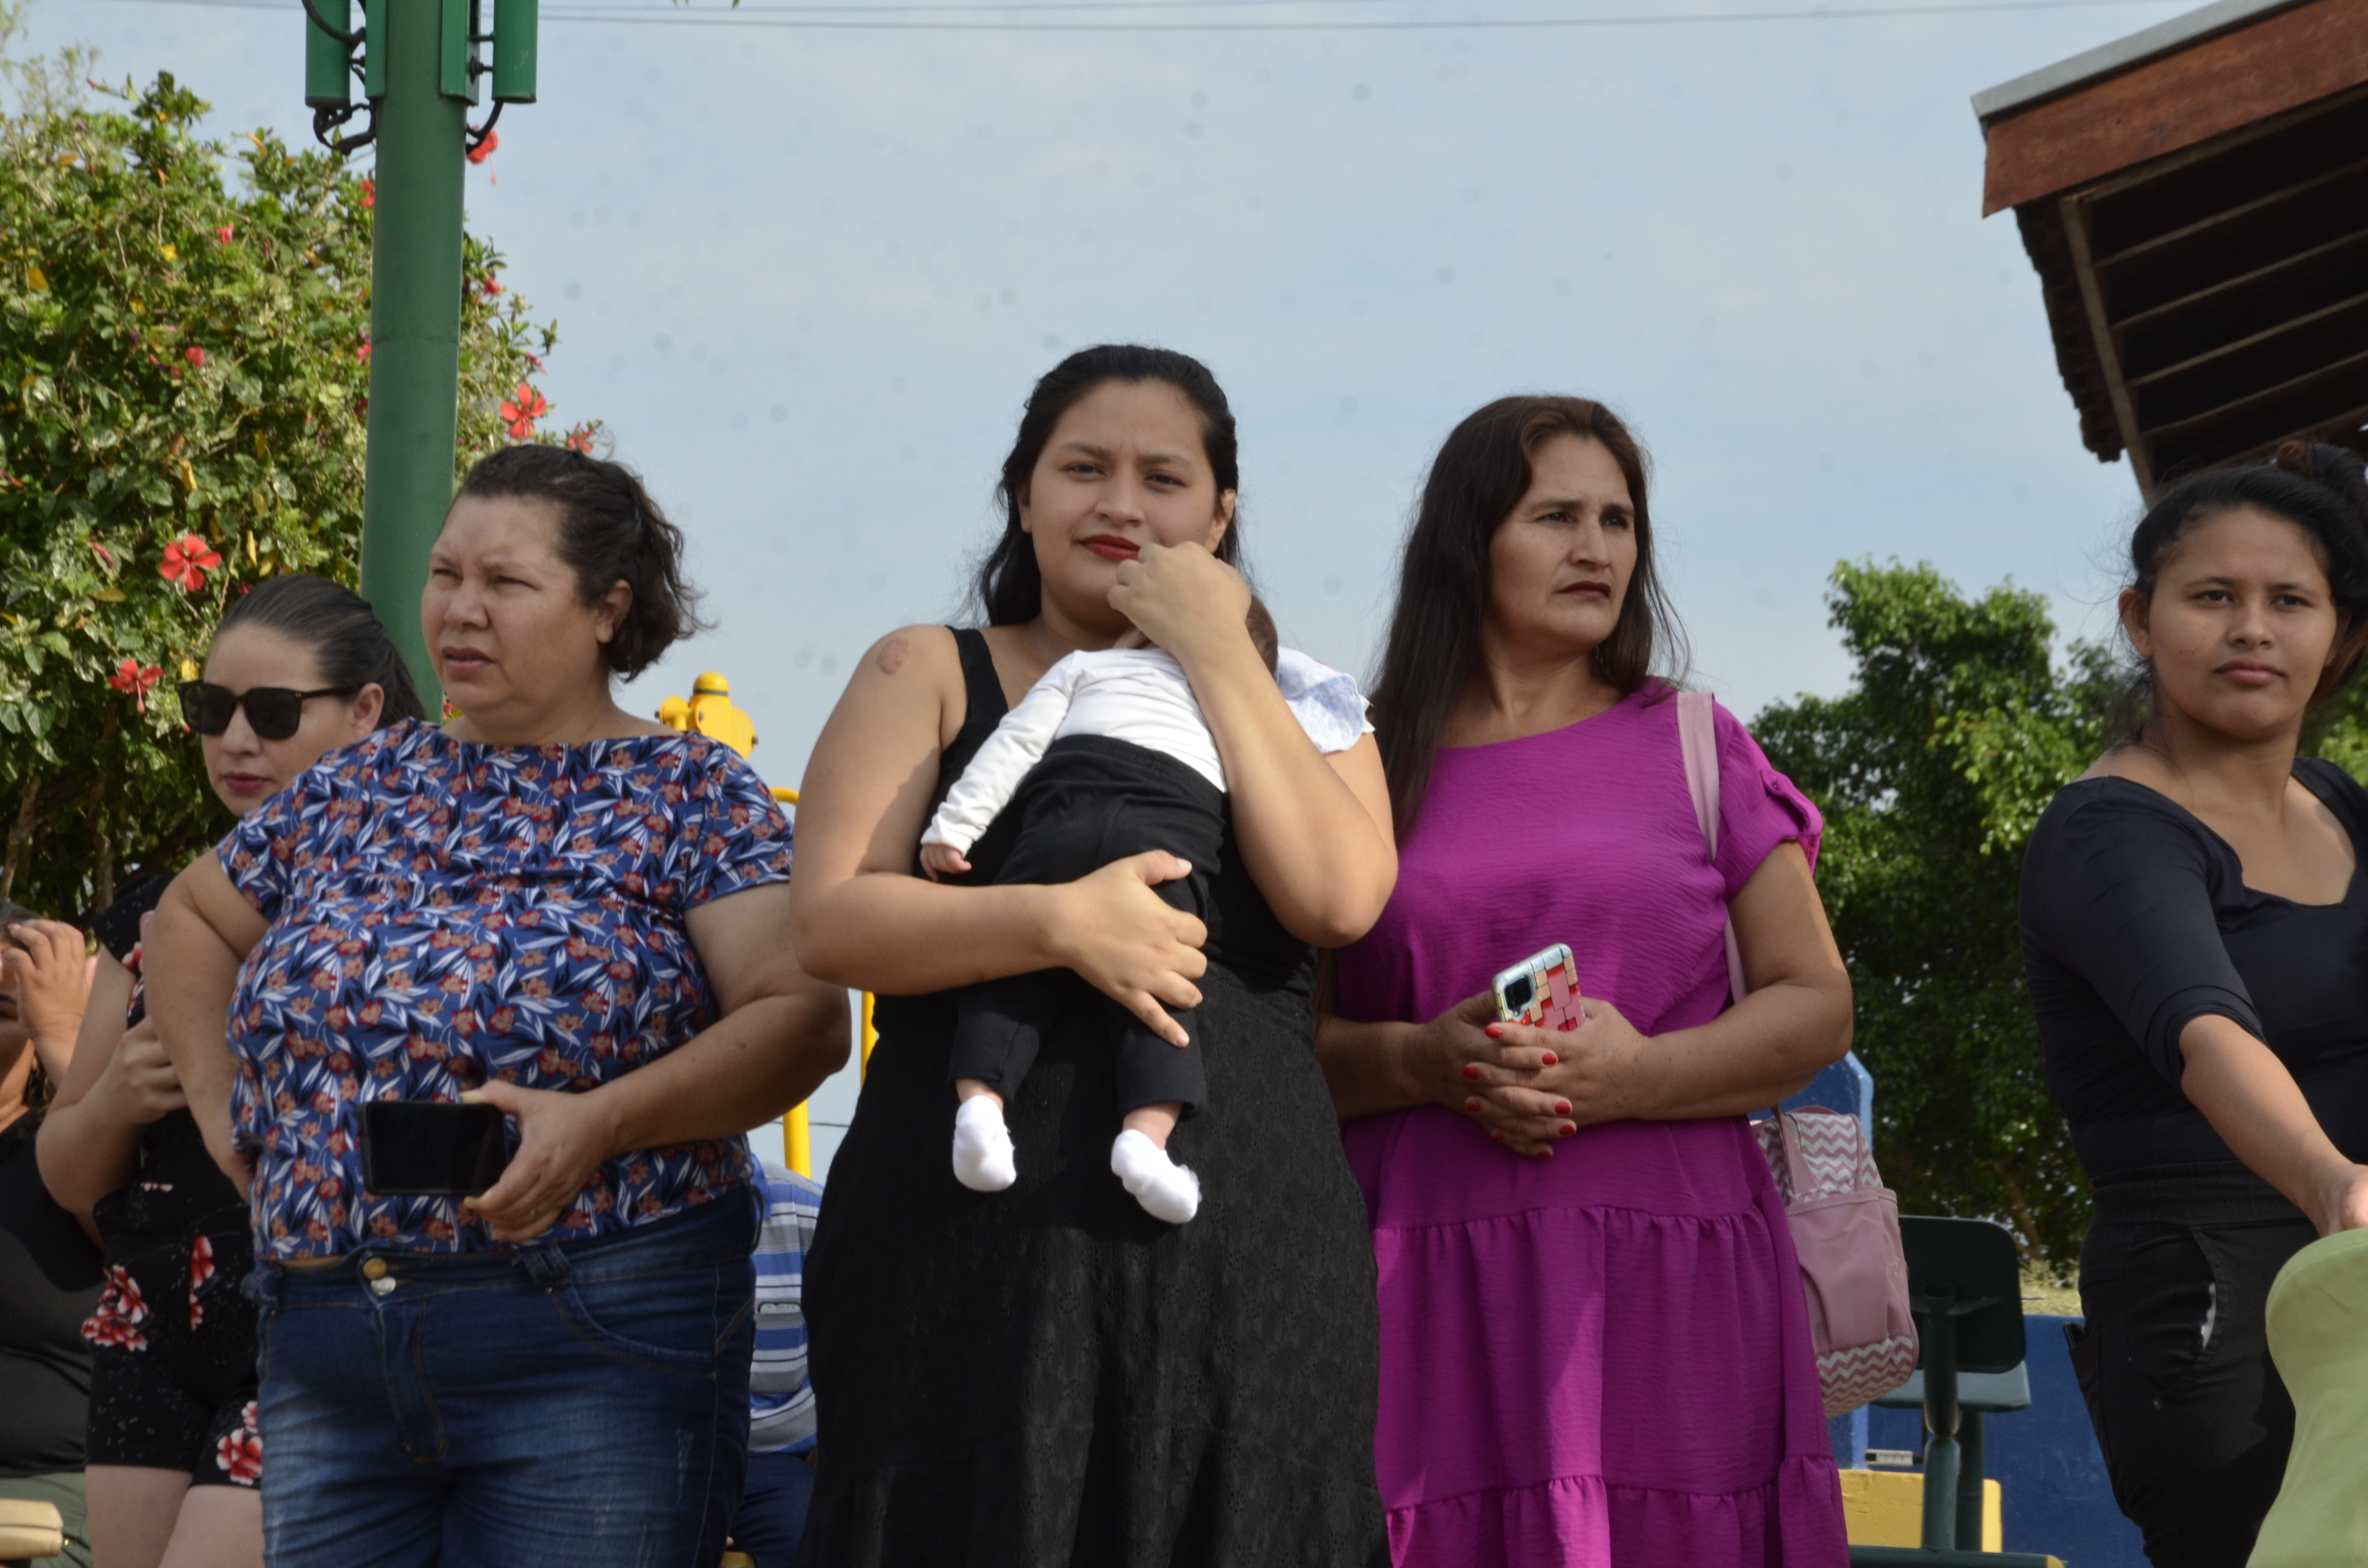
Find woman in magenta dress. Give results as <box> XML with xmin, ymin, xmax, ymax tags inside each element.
<box><xmin>1318</xmin><ymin>396</ymin><xmax>1855</xmax><ymax>1567</ymax></box>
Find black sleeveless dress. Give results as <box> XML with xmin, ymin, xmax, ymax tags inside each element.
<box><xmin>802</xmin><ymin>629</ymin><xmax>1389</xmax><ymax>1568</ymax></box>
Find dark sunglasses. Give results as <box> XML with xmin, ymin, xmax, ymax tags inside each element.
<box><xmin>177</xmin><ymin>680</ymin><xmax>357</xmax><ymax>742</ymax></box>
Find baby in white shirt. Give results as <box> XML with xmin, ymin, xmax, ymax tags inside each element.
<box><xmin>918</xmin><ymin>602</ymin><xmax>1368</xmax><ymax>1224</ymax></box>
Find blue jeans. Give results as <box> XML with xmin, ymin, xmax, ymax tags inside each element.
<box><xmin>249</xmin><ymin>1189</ymin><xmax>757</xmax><ymax>1568</ymax></box>
<box><xmin>728</xmin><ymin>1448</ymin><xmax>815</xmax><ymax>1568</ymax></box>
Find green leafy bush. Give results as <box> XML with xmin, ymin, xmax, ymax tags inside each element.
<box><xmin>0</xmin><ymin>26</ymin><xmax>583</xmax><ymax>916</ymax></box>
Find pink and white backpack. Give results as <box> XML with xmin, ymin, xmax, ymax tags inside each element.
<box><xmin>1677</xmin><ymin>690</ymin><xmax>1919</xmax><ymax>1417</ymax></box>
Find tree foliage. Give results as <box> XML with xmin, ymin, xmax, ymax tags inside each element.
<box><xmin>1758</xmin><ymin>560</ymin><xmax>2368</xmax><ymax>1269</ymax></box>
<box><xmin>1754</xmin><ymin>563</ymin><xmax>2111</xmax><ymax>1268</ymax></box>
<box><xmin>0</xmin><ymin>28</ymin><xmax>583</xmax><ymax>918</ymax></box>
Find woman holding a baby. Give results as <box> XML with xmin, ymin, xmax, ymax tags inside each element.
<box><xmin>791</xmin><ymin>344</ymin><xmax>1399</xmax><ymax>1565</ymax></box>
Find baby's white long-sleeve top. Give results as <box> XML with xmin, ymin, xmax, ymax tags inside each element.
<box><xmin>921</xmin><ymin>646</ymin><xmax>1372</xmax><ymax>857</ymax></box>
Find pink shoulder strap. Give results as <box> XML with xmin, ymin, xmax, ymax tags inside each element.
<box><xmin>1676</xmin><ymin>691</ymin><xmax>1749</xmax><ymax>1006</ymax></box>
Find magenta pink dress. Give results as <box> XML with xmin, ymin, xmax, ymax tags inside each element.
<box><xmin>1335</xmin><ymin>686</ymin><xmax>1849</xmax><ymax>1567</ymax></box>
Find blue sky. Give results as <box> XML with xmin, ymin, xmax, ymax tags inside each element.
<box><xmin>34</xmin><ymin>0</ymin><xmax>2183</xmax><ymax>1169</ymax></box>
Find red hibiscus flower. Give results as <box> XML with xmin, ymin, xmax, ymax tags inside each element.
<box><xmin>159</xmin><ymin>533</ymin><xmax>222</xmax><ymax>592</ymax></box>
<box><xmin>466</xmin><ymin>128</ymin><xmax>499</xmax><ymax>165</ymax></box>
<box><xmin>184</xmin><ymin>345</ymin><xmax>206</xmax><ymax>368</ymax></box>
<box><xmin>358</xmin><ymin>334</ymin><xmax>372</xmax><ymax>362</ymax></box>
<box><xmin>213</xmin><ymin>1403</ymin><xmax>261</xmax><ymax>1485</ymax></box>
<box><xmin>480</xmin><ymin>275</ymin><xmax>502</xmax><ymax>298</ymax></box>
<box><xmin>215</xmin><ymin>225</ymin><xmax>234</xmax><ymax>243</ymax></box>
<box><xmin>88</xmin><ymin>540</ymin><xmax>113</xmax><ymax>569</ymax></box>
<box><xmin>564</xmin><ymin>424</ymin><xmax>596</xmax><ymax>455</ymax></box>
<box><xmin>359</xmin><ymin>178</ymin><xmax>375</xmax><ymax>208</ymax></box>
<box><xmin>110</xmin><ymin>658</ymin><xmax>162</xmax><ymax>714</ymax></box>
<box><xmin>82</xmin><ymin>1265</ymin><xmax>150</xmax><ymax>1351</ymax></box>
<box><xmin>497</xmin><ymin>383</ymin><xmax>549</xmax><ymax>439</ymax></box>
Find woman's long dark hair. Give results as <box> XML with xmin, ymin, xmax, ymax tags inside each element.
<box><xmin>1370</xmin><ymin>396</ymin><xmax>1684</xmax><ymax>838</ymax></box>
<box><xmin>215</xmin><ymin>575</ymin><xmax>427</xmax><ymax>725</ymax></box>
<box><xmin>973</xmin><ymin>345</ymin><xmax>1243</xmax><ymax>625</ymax></box>
<box><xmin>2116</xmin><ymin>440</ymin><xmax>2368</xmax><ymax>738</ymax></box>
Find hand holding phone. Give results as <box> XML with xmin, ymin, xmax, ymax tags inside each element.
<box><xmin>1492</xmin><ymin>943</ymin><xmax>1583</xmax><ymax>1033</ymax></box>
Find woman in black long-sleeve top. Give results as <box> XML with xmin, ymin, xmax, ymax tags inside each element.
<box><xmin>2023</xmin><ymin>441</ymin><xmax>2368</xmax><ymax>1568</ymax></box>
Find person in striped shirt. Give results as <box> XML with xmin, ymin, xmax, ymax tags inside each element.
<box><xmin>728</xmin><ymin>1161</ymin><xmax>821</xmax><ymax>1567</ymax></box>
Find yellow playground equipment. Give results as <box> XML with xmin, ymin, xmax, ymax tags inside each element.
<box><xmin>656</xmin><ymin>672</ymin><xmax>758</xmax><ymax>760</ymax></box>
<box><xmin>656</xmin><ymin>674</ymin><xmax>878</xmax><ymax>1179</ymax></box>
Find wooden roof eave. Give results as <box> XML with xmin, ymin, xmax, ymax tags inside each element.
<box><xmin>1976</xmin><ymin>0</ymin><xmax>2368</xmax><ymax>495</ymax></box>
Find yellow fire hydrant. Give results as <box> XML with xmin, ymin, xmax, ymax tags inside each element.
<box><xmin>656</xmin><ymin>672</ymin><xmax>759</xmax><ymax>759</ymax></box>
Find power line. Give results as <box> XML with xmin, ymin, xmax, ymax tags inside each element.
<box><xmin>99</xmin><ymin>0</ymin><xmax>2189</xmax><ymax>31</ymax></box>
<box><xmin>488</xmin><ymin>0</ymin><xmax>1665</xmax><ymax>12</ymax></box>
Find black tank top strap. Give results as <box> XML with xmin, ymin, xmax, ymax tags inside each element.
<box><xmin>931</xmin><ymin>627</ymin><xmax>1010</xmax><ymax>809</ymax></box>
<box><xmin>877</xmin><ymin>629</ymin><xmax>1015</xmax><ymax>1030</ymax></box>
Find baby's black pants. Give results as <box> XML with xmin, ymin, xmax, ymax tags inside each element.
<box><xmin>948</xmin><ymin>735</ymin><xmax>1224</xmax><ymax>1117</ymax></box>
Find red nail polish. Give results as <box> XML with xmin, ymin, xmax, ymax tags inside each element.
<box><xmin>1463</xmin><ymin>1064</ymin><xmax>1481</xmax><ymax>1080</ymax></box>
<box><xmin>1490</xmin><ymin>1130</ymin><xmax>1505</xmax><ymax>1141</ymax></box>
<box><xmin>1541</xmin><ymin>1051</ymin><xmax>1558</xmax><ymax>1066</ymax></box>
<box><xmin>1559</xmin><ymin>1123</ymin><xmax>1575</xmax><ymax>1138</ymax></box>
<box><xmin>1485</xmin><ymin>1024</ymin><xmax>1503</xmax><ymax>1040</ymax></box>
<box><xmin>1554</xmin><ymin>1099</ymin><xmax>1570</xmax><ymax>1115</ymax></box>
<box><xmin>1465</xmin><ymin>1097</ymin><xmax>1482</xmax><ymax>1113</ymax></box>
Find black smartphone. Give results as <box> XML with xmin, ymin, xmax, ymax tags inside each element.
<box><xmin>358</xmin><ymin>1100</ymin><xmax>511</xmax><ymax>1197</ymax></box>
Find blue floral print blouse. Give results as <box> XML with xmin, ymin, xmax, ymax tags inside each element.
<box><xmin>218</xmin><ymin>720</ymin><xmax>794</xmax><ymax>1262</ymax></box>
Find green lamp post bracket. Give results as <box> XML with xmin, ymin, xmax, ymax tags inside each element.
<box><xmin>443</xmin><ymin>0</ymin><xmax>540</xmax><ymax>108</ymax></box>
<box><xmin>302</xmin><ymin>0</ymin><xmax>375</xmax><ymax>155</ymax></box>
<box><xmin>362</xmin><ymin>0</ymin><xmax>388</xmax><ymax>98</ymax></box>
<box><xmin>440</xmin><ymin>0</ymin><xmax>481</xmax><ymax>105</ymax></box>
<box><xmin>306</xmin><ymin>0</ymin><xmax>541</xmax><ymax>705</ymax></box>
<box><xmin>303</xmin><ymin>0</ymin><xmax>537</xmax><ymax>156</ymax></box>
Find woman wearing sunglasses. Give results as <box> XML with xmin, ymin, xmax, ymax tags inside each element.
<box><xmin>37</xmin><ymin>575</ymin><xmax>420</xmax><ymax>1568</ymax></box>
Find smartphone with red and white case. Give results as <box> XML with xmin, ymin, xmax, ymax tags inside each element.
<box><xmin>1492</xmin><ymin>943</ymin><xmax>1584</xmax><ymax>1032</ymax></box>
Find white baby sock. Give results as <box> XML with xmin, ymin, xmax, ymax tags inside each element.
<box><xmin>952</xmin><ymin>1095</ymin><xmax>1018</xmax><ymax>1192</ymax></box>
<box><xmin>1110</xmin><ymin>1128</ymin><xmax>1201</xmax><ymax>1224</ymax></box>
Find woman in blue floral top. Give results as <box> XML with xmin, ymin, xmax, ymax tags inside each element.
<box><xmin>146</xmin><ymin>446</ymin><xmax>851</xmax><ymax>1568</ymax></box>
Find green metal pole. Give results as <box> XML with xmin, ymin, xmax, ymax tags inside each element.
<box><xmin>358</xmin><ymin>0</ymin><xmax>464</xmax><ymax>710</ymax></box>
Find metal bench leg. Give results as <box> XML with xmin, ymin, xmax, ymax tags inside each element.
<box><xmin>1921</xmin><ymin>1303</ymin><xmax>1960</xmax><ymax>1550</ymax></box>
<box><xmin>1956</xmin><ymin>1409</ymin><xmax>1986</xmax><ymax>1550</ymax></box>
